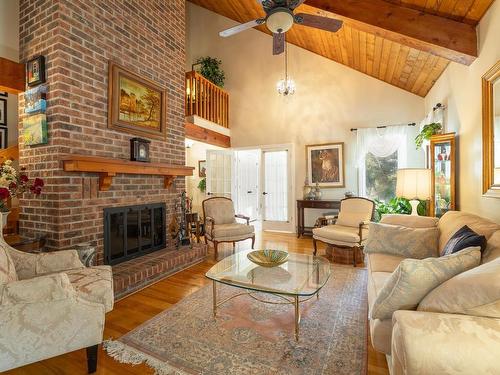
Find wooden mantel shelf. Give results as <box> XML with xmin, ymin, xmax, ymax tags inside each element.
<box><xmin>61</xmin><ymin>154</ymin><xmax>194</xmax><ymax>191</ymax></box>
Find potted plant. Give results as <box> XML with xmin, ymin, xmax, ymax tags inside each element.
<box><xmin>374</xmin><ymin>197</ymin><xmax>426</xmax><ymax>221</ymax></box>
<box><xmin>194</xmin><ymin>57</ymin><xmax>225</xmax><ymax>88</ymax></box>
<box><xmin>0</xmin><ymin>160</ymin><xmax>44</xmax><ymax>234</ymax></box>
<box><xmin>197</xmin><ymin>177</ymin><xmax>206</xmax><ymax>193</ymax></box>
<box><xmin>415</xmin><ymin>122</ymin><xmax>442</xmax><ymax>149</ymax></box>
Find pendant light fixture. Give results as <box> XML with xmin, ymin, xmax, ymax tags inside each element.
<box><xmin>276</xmin><ymin>35</ymin><xmax>295</xmax><ymax>96</ymax></box>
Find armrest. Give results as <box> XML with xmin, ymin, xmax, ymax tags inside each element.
<box><xmin>235</xmin><ymin>214</ymin><xmax>250</xmax><ymax>225</ymax></box>
<box><xmin>391</xmin><ymin>311</ymin><xmax>500</xmax><ymax>375</ymax></box>
<box><xmin>205</xmin><ymin>216</ymin><xmax>215</xmax><ymax>237</ymax></box>
<box><xmin>9</xmin><ymin>248</ymin><xmax>84</xmax><ymax>279</ymax></box>
<box><xmin>358</xmin><ymin>221</ymin><xmax>370</xmax><ymax>241</ymax></box>
<box><xmin>0</xmin><ymin>273</ymin><xmax>76</xmax><ymax>306</ymax></box>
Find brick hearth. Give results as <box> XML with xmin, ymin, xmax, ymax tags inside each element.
<box><xmin>113</xmin><ymin>244</ymin><xmax>207</xmax><ymax>300</ymax></box>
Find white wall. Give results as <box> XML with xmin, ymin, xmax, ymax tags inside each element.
<box><xmin>187</xmin><ymin>3</ymin><xmax>425</xmax><ymax>226</ymax></box>
<box><xmin>424</xmin><ymin>0</ymin><xmax>500</xmax><ymax>223</ymax></box>
<box><xmin>0</xmin><ymin>0</ymin><xmax>20</xmax><ymax>146</ymax></box>
<box><xmin>185</xmin><ymin>139</ymin><xmax>223</xmax><ymax>214</ymax></box>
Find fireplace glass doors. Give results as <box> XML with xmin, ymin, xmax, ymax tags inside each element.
<box><xmin>104</xmin><ymin>203</ymin><xmax>166</xmax><ymax>265</ymax></box>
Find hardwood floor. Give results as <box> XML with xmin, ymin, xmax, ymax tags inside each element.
<box><xmin>5</xmin><ymin>232</ymin><xmax>389</xmax><ymax>375</ymax></box>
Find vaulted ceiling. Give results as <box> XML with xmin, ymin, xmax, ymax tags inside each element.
<box><xmin>188</xmin><ymin>0</ymin><xmax>495</xmax><ymax>97</ymax></box>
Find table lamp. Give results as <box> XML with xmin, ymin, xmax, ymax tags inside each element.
<box><xmin>396</xmin><ymin>169</ymin><xmax>431</xmax><ymax>215</ymax></box>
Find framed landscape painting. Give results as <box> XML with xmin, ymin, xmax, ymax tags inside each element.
<box><xmin>108</xmin><ymin>62</ymin><xmax>167</xmax><ymax>140</ymax></box>
<box><xmin>306</xmin><ymin>143</ymin><xmax>345</xmax><ymax>188</ymax></box>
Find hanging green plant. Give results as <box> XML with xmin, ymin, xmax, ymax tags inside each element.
<box><xmin>415</xmin><ymin>122</ymin><xmax>442</xmax><ymax>149</ymax></box>
<box><xmin>194</xmin><ymin>57</ymin><xmax>225</xmax><ymax>87</ymax></box>
<box><xmin>197</xmin><ymin>177</ymin><xmax>206</xmax><ymax>192</ymax></box>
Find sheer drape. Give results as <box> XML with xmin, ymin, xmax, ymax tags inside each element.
<box><xmin>356</xmin><ymin>125</ymin><xmax>408</xmax><ymax>197</ymax></box>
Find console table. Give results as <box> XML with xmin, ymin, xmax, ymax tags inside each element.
<box><xmin>296</xmin><ymin>200</ymin><xmax>341</xmax><ymax>238</ymax></box>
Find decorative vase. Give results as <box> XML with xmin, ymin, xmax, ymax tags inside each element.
<box><xmin>303</xmin><ymin>185</ymin><xmax>311</xmax><ymax>200</ymax></box>
<box><xmin>314</xmin><ymin>183</ymin><xmax>322</xmax><ymax>200</ymax></box>
<box><xmin>0</xmin><ymin>211</ymin><xmax>9</xmax><ymax>241</ymax></box>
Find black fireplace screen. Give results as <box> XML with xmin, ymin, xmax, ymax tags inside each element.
<box><xmin>104</xmin><ymin>203</ymin><xmax>166</xmax><ymax>265</ymax></box>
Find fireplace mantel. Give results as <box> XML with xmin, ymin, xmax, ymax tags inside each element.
<box><xmin>61</xmin><ymin>154</ymin><xmax>194</xmax><ymax>191</ymax></box>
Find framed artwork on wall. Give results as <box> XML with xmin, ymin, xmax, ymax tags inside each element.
<box><xmin>26</xmin><ymin>56</ymin><xmax>46</xmax><ymax>87</ymax></box>
<box><xmin>108</xmin><ymin>62</ymin><xmax>167</xmax><ymax>140</ymax></box>
<box><xmin>0</xmin><ymin>99</ymin><xmax>6</xmax><ymax>126</ymax></box>
<box><xmin>0</xmin><ymin>127</ymin><xmax>7</xmax><ymax>149</ymax></box>
<box><xmin>23</xmin><ymin>114</ymin><xmax>48</xmax><ymax>146</ymax></box>
<box><xmin>198</xmin><ymin>160</ymin><xmax>207</xmax><ymax>177</ymax></box>
<box><xmin>306</xmin><ymin>142</ymin><xmax>345</xmax><ymax>188</ymax></box>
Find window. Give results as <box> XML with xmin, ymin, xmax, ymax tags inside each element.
<box><xmin>365</xmin><ymin>151</ymin><xmax>398</xmax><ymax>202</ymax></box>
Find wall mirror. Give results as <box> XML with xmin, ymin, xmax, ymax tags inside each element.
<box><xmin>482</xmin><ymin>60</ymin><xmax>500</xmax><ymax>197</ymax></box>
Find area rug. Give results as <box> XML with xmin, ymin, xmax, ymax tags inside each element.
<box><xmin>104</xmin><ymin>265</ymin><xmax>368</xmax><ymax>375</ymax></box>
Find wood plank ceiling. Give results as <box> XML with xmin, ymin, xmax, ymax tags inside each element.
<box><xmin>188</xmin><ymin>0</ymin><xmax>495</xmax><ymax>97</ymax></box>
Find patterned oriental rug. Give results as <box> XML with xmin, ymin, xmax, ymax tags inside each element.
<box><xmin>104</xmin><ymin>265</ymin><xmax>368</xmax><ymax>375</ymax></box>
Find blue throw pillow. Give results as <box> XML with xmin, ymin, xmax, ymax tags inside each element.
<box><xmin>441</xmin><ymin>225</ymin><xmax>487</xmax><ymax>256</ymax></box>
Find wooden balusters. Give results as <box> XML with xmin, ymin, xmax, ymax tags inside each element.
<box><xmin>185</xmin><ymin>71</ymin><xmax>229</xmax><ymax>128</ymax></box>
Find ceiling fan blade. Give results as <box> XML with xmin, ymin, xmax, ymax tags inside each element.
<box><xmin>219</xmin><ymin>18</ymin><xmax>266</xmax><ymax>37</ymax></box>
<box><xmin>294</xmin><ymin>13</ymin><xmax>343</xmax><ymax>33</ymax></box>
<box><xmin>288</xmin><ymin>0</ymin><xmax>306</xmax><ymax>9</ymax></box>
<box><xmin>273</xmin><ymin>32</ymin><xmax>285</xmax><ymax>55</ymax></box>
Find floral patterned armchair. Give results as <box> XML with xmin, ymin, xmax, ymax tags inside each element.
<box><xmin>0</xmin><ymin>241</ymin><xmax>113</xmax><ymax>373</ymax></box>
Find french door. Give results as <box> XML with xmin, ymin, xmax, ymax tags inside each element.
<box><xmin>261</xmin><ymin>147</ymin><xmax>292</xmax><ymax>232</ymax></box>
<box><xmin>206</xmin><ymin>149</ymin><xmax>233</xmax><ymax>198</ymax></box>
<box><xmin>234</xmin><ymin>150</ymin><xmax>260</xmax><ymax>221</ymax></box>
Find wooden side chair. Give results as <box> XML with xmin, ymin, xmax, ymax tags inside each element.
<box><xmin>312</xmin><ymin>197</ymin><xmax>375</xmax><ymax>266</ymax></box>
<box><xmin>202</xmin><ymin>197</ymin><xmax>255</xmax><ymax>255</ymax></box>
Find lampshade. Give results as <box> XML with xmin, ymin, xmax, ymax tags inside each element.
<box><xmin>396</xmin><ymin>169</ymin><xmax>431</xmax><ymax>200</ymax></box>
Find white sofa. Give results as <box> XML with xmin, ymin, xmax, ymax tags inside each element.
<box><xmin>367</xmin><ymin>211</ymin><xmax>500</xmax><ymax>374</ymax></box>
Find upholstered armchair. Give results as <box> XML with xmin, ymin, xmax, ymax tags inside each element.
<box><xmin>0</xmin><ymin>242</ymin><xmax>113</xmax><ymax>373</ymax></box>
<box><xmin>312</xmin><ymin>197</ymin><xmax>374</xmax><ymax>266</ymax></box>
<box><xmin>202</xmin><ymin>197</ymin><xmax>255</xmax><ymax>254</ymax></box>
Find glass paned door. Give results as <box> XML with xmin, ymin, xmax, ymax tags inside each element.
<box><xmin>234</xmin><ymin>150</ymin><xmax>260</xmax><ymax>220</ymax></box>
<box><xmin>262</xmin><ymin>150</ymin><xmax>290</xmax><ymax>228</ymax></box>
<box><xmin>430</xmin><ymin>133</ymin><xmax>456</xmax><ymax>217</ymax></box>
<box><xmin>206</xmin><ymin>149</ymin><xmax>233</xmax><ymax>198</ymax></box>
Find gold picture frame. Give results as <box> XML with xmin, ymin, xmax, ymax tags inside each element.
<box><xmin>108</xmin><ymin>61</ymin><xmax>167</xmax><ymax>140</ymax></box>
<box><xmin>306</xmin><ymin>142</ymin><xmax>345</xmax><ymax>188</ymax></box>
<box><xmin>482</xmin><ymin>60</ymin><xmax>500</xmax><ymax>198</ymax></box>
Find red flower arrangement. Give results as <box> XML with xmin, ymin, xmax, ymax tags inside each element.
<box><xmin>0</xmin><ymin>160</ymin><xmax>44</xmax><ymax>212</ymax></box>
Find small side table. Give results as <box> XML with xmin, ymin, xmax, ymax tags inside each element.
<box><xmin>185</xmin><ymin>213</ymin><xmax>203</xmax><ymax>243</ymax></box>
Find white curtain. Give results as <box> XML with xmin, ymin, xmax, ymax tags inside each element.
<box><xmin>356</xmin><ymin>125</ymin><xmax>408</xmax><ymax>197</ymax></box>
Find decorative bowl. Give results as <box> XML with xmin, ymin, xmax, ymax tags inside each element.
<box><xmin>247</xmin><ymin>249</ymin><xmax>289</xmax><ymax>268</ymax></box>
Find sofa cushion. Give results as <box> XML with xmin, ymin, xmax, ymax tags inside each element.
<box><xmin>368</xmin><ymin>271</ymin><xmax>392</xmax><ymax>312</ymax></box>
<box><xmin>438</xmin><ymin>211</ymin><xmax>500</xmax><ymax>254</ymax></box>
<box><xmin>364</xmin><ymin>222</ymin><xmax>439</xmax><ymax>259</ymax></box>
<box><xmin>441</xmin><ymin>225</ymin><xmax>487</xmax><ymax>256</ymax></box>
<box><xmin>367</xmin><ymin>253</ymin><xmax>406</xmax><ymax>273</ymax></box>
<box><xmin>381</xmin><ymin>214</ymin><xmax>439</xmax><ymax>228</ymax></box>
<box><xmin>418</xmin><ymin>257</ymin><xmax>500</xmax><ymax>319</ymax></box>
<box><xmin>212</xmin><ymin>223</ymin><xmax>254</xmax><ymax>238</ymax></box>
<box><xmin>369</xmin><ymin>318</ymin><xmax>393</xmax><ymax>355</ymax></box>
<box><xmin>483</xmin><ymin>231</ymin><xmax>500</xmax><ymax>264</ymax></box>
<box><xmin>370</xmin><ymin>247</ymin><xmax>481</xmax><ymax>320</ymax></box>
<box><xmin>0</xmin><ymin>243</ymin><xmax>17</xmax><ymax>285</ymax></box>
<box><xmin>65</xmin><ymin>266</ymin><xmax>114</xmax><ymax>313</ymax></box>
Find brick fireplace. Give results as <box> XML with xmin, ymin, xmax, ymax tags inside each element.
<box><xmin>18</xmin><ymin>0</ymin><xmax>190</xmax><ymax>263</ymax></box>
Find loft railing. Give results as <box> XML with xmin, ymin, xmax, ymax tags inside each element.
<box><xmin>185</xmin><ymin>71</ymin><xmax>229</xmax><ymax>128</ymax></box>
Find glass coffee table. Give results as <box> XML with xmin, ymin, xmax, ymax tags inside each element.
<box><xmin>206</xmin><ymin>249</ymin><xmax>331</xmax><ymax>341</ymax></box>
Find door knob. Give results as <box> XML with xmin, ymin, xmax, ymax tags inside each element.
<box><xmin>247</xmin><ymin>191</ymin><xmax>253</xmax><ymax>194</ymax></box>
<box><xmin>262</xmin><ymin>192</ymin><xmax>268</xmax><ymax>195</ymax></box>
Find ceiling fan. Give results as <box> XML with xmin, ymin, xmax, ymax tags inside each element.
<box><xmin>219</xmin><ymin>0</ymin><xmax>343</xmax><ymax>55</ymax></box>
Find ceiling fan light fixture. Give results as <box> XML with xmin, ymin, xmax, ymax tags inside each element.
<box><xmin>266</xmin><ymin>9</ymin><xmax>294</xmax><ymax>34</ymax></box>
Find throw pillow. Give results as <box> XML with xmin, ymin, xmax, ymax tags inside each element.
<box><xmin>441</xmin><ymin>225</ymin><xmax>487</xmax><ymax>256</ymax></box>
<box><xmin>418</xmin><ymin>257</ymin><xmax>500</xmax><ymax>318</ymax></box>
<box><xmin>364</xmin><ymin>222</ymin><xmax>439</xmax><ymax>259</ymax></box>
<box><xmin>370</xmin><ymin>247</ymin><xmax>481</xmax><ymax>320</ymax></box>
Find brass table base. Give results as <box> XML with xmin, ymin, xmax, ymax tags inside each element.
<box><xmin>212</xmin><ymin>280</ymin><xmax>319</xmax><ymax>341</ymax></box>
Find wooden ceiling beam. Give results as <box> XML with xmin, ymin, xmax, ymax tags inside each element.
<box><xmin>305</xmin><ymin>0</ymin><xmax>478</xmax><ymax>65</ymax></box>
<box><xmin>0</xmin><ymin>57</ymin><xmax>25</xmax><ymax>94</ymax></box>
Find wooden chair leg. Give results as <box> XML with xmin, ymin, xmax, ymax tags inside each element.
<box><xmin>313</xmin><ymin>238</ymin><xmax>318</xmax><ymax>256</ymax></box>
<box><xmin>213</xmin><ymin>241</ymin><xmax>218</xmax><ymax>256</ymax></box>
<box><xmin>232</xmin><ymin>242</ymin><xmax>235</xmax><ymax>251</ymax></box>
<box><xmin>86</xmin><ymin>344</ymin><xmax>98</xmax><ymax>374</ymax></box>
<box><xmin>251</xmin><ymin>235</ymin><xmax>255</xmax><ymax>249</ymax></box>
